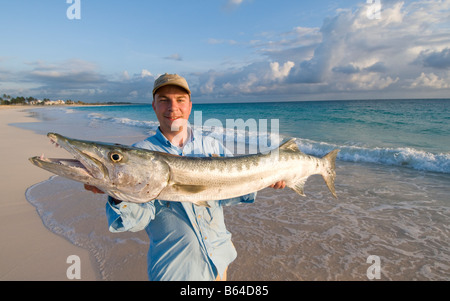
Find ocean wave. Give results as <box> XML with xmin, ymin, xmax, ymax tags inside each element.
<box><xmin>296</xmin><ymin>139</ymin><xmax>450</xmax><ymax>174</ymax></box>
<box><xmin>86</xmin><ymin>112</ymin><xmax>449</xmax><ymax>174</ymax></box>
<box><xmin>88</xmin><ymin>113</ymin><xmax>160</xmax><ymax>129</ymax></box>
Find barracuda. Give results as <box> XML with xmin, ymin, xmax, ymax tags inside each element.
<box><xmin>29</xmin><ymin>133</ymin><xmax>339</xmax><ymax>207</ymax></box>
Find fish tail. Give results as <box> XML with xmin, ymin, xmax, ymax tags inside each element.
<box><xmin>321</xmin><ymin>149</ymin><xmax>339</xmax><ymax>198</ymax></box>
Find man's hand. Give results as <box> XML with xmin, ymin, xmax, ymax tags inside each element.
<box><xmin>84</xmin><ymin>184</ymin><xmax>105</xmax><ymax>194</ymax></box>
<box><xmin>84</xmin><ymin>184</ymin><xmax>122</xmax><ymax>205</ymax></box>
<box><xmin>269</xmin><ymin>181</ymin><xmax>286</xmax><ymax>189</ymax></box>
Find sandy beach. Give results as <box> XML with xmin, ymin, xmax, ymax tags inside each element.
<box><xmin>2</xmin><ymin>103</ymin><xmax>449</xmax><ymax>281</ymax></box>
<box><xmin>0</xmin><ymin>106</ymin><xmax>99</xmax><ymax>280</ymax></box>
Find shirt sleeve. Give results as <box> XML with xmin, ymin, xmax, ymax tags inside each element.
<box><xmin>105</xmin><ymin>196</ymin><xmax>156</xmax><ymax>233</ymax></box>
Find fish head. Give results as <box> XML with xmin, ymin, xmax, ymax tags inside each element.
<box><xmin>29</xmin><ymin>133</ymin><xmax>170</xmax><ymax>203</ymax></box>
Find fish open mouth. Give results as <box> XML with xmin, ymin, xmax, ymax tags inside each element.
<box><xmin>29</xmin><ymin>155</ymin><xmax>95</xmax><ymax>180</ymax></box>
<box><xmin>29</xmin><ymin>133</ymin><xmax>105</xmax><ymax>181</ymax></box>
<box><xmin>35</xmin><ymin>156</ymin><xmax>89</xmax><ymax>171</ymax></box>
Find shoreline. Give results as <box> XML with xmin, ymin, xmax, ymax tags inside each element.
<box><xmin>0</xmin><ymin>106</ymin><xmax>100</xmax><ymax>280</ymax></box>
<box><xmin>0</xmin><ymin>104</ymin><xmax>138</xmax><ymax>110</ymax></box>
<box><xmin>2</xmin><ymin>104</ymin><xmax>449</xmax><ymax>280</ymax></box>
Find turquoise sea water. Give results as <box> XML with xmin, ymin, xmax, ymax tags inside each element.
<box><xmin>66</xmin><ymin>98</ymin><xmax>450</xmax><ymax>173</ymax></box>
<box><xmin>21</xmin><ymin>98</ymin><xmax>450</xmax><ymax>280</ymax></box>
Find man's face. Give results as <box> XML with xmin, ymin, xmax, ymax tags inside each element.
<box><xmin>152</xmin><ymin>85</ymin><xmax>192</xmax><ymax>136</ymax></box>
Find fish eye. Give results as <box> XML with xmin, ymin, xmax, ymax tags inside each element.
<box><xmin>109</xmin><ymin>152</ymin><xmax>123</xmax><ymax>163</ymax></box>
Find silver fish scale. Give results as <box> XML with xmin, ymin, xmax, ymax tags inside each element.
<box><xmin>29</xmin><ymin>134</ymin><xmax>339</xmax><ymax>205</ymax></box>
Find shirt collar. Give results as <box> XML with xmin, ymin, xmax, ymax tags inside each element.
<box><xmin>153</xmin><ymin>126</ymin><xmax>195</xmax><ymax>148</ymax></box>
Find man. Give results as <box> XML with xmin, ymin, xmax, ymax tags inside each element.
<box><xmin>85</xmin><ymin>73</ymin><xmax>285</xmax><ymax>281</ymax></box>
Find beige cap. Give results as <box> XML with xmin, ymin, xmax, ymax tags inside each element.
<box><xmin>152</xmin><ymin>73</ymin><xmax>191</xmax><ymax>96</ymax></box>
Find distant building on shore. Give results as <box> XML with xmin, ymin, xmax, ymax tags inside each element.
<box><xmin>44</xmin><ymin>99</ymin><xmax>66</xmax><ymax>105</ymax></box>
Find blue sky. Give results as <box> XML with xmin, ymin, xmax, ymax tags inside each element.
<box><xmin>1</xmin><ymin>0</ymin><xmax>449</xmax><ymax>103</ymax></box>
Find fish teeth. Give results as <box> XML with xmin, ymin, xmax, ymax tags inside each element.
<box><xmin>50</xmin><ymin>138</ymin><xmax>61</xmax><ymax>148</ymax></box>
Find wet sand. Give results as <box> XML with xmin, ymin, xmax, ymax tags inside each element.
<box><xmin>0</xmin><ymin>106</ymin><xmax>99</xmax><ymax>280</ymax></box>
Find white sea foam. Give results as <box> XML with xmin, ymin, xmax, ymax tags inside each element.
<box><xmin>87</xmin><ymin>112</ymin><xmax>450</xmax><ymax>174</ymax></box>
<box><xmin>225</xmin><ymin>162</ymin><xmax>450</xmax><ymax>280</ymax></box>
<box><xmin>88</xmin><ymin>112</ymin><xmax>160</xmax><ymax>129</ymax></box>
<box><xmin>25</xmin><ymin>154</ymin><xmax>450</xmax><ymax>280</ymax></box>
<box><xmin>22</xmin><ymin>100</ymin><xmax>450</xmax><ymax>280</ymax></box>
<box><xmin>296</xmin><ymin>138</ymin><xmax>450</xmax><ymax>174</ymax></box>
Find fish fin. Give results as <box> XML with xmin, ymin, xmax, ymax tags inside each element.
<box><xmin>321</xmin><ymin>149</ymin><xmax>339</xmax><ymax>199</ymax></box>
<box><xmin>278</xmin><ymin>138</ymin><xmax>300</xmax><ymax>152</ymax></box>
<box><xmin>196</xmin><ymin>201</ymin><xmax>211</xmax><ymax>208</ymax></box>
<box><xmin>290</xmin><ymin>178</ymin><xmax>307</xmax><ymax>197</ymax></box>
<box><xmin>172</xmin><ymin>184</ymin><xmax>208</xmax><ymax>194</ymax></box>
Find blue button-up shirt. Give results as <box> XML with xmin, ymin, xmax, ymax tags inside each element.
<box><xmin>105</xmin><ymin>127</ymin><xmax>256</xmax><ymax>281</ymax></box>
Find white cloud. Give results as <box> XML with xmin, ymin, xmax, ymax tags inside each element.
<box><xmin>410</xmin><ymin>72</ymin><xmax>450</xmax><ymax>89</ymax></box>
<box><xmin>26</xmin><ymin>59</ymin><xmax>105</xmax><ymax>87</ymax></box>
<box><xmin>195</xmin><ymin>0</ymin><xmax>450</xmax><ymax>100</ymax></box>
<box><xmin>5</xmin><ymin>58</ymin><xmax>158</xmax><ymax>102</ymax></box>
<box><xmin>122</xmin><ymin>70</ymin><xmax>130</xmax><ymax>81</ymax></box>
<box><xmin>164</xmin><ymin>53</ymin><xmax>183</xmax><ymax>61</ymax></box>
<box><xmin>200</xmin><ymin>75</ymin><xmax>216</xmax><ymax>94</ymax></box>
<box><xmin>141</xmin><ymin>69</ymin><xmax>153</xmax><ymax>78</ymax></box>
<box><xmin>350</xmin><ymin>73</ymin><xmax>399</xmax><ymax>90</ymax></box>
<box><xmin>4</xmin><ymin>1</ymin><xmax>450</xmax><ymax>102</ymax></box>
<box><xmin>269</xmin><ymin>61</ymin><xmax>295</xmax><ymax>81</ymax></box>
<box><xmin>355</xmin><ymin>1</ymin><xmax>404</xmax><ymax>28</ymax></box>
<box><xmin>128</xmin><ymin>90</ymin><xmax>138</xmax><ymax>98</ymax></box>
